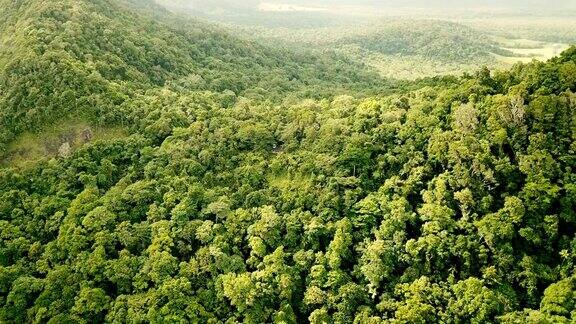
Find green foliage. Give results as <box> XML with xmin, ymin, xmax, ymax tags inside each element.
<box><xmin>0</xmin><ymin>0</ymin><xmax>390</xmax><ymax>154</ymax></box>
<box><xmin>1</xmin><ymin>0</ymin><xmax>576</xmax><ymax>322</ymax></box>
<box><xmin>343</xmin><ymin>20</ymin><xmax>504</xmax><ymax>62</ymax></box>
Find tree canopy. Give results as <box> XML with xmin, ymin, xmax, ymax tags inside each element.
<box><xmin>1</xmin><ymin>0</ymin><xmax>576</xmax><ymax>322</ymax></box>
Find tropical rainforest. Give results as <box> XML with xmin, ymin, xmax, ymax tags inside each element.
<box><xmin>1</xmin><ymin>0</ymin><xmax>576</xmax><ymax>323</ymax></box>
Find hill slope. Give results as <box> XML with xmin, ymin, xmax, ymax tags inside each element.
<box><xmin>0</xmin><ymin>0</ymin><xmax>388</xmax><ymax>154</ymax></box>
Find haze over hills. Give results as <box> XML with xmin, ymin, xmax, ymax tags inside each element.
<box><xmin>155</xmin><ymin>0</ymin><xmax>575</xmax><ymax>79</ymax></box>
<box><xmin>157</xmin><ymin>0</ymin><xmax>576</xmax><ymax>15</ymax></box>
<box><xmin>1</xmin><ymin>0</ymin><xmax>576</xmax><ymax>323</ymax></box>
<box><xmin>271</xmin><ymin>0</ymin><xmax>576</xmax><ymax>8</ymax></box>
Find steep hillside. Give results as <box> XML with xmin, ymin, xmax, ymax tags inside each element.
<box><xmin>0</xmin><ymin>0</ymin><xmax>388</xmax><ymax>154</ymax></box>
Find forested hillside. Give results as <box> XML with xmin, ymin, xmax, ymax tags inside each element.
<box><xmin>339</xmin><ymin>21</ymin><xmax>508</xmax><ymax>62</ymax></box>
<box><xmin>247</xmin><ymin>19</ymin><xmax>518</xmax><ymax>80</ymax></box>
<box><xmin>0</xmin><ymin>0</ymin><xmax>389</xmax><ymax>155</ymax></box>
<box><xmin>1</xmin><ymin>0</ymin><xmax>576</xmax><ymax>323</ymax></box>
<box><xmin>250</xmin><ymin>20</ymin><xmax>504</xmax><ymax>60</ymax></box>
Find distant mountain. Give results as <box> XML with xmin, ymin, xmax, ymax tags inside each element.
<box><xmin>340</xmin><ymin>20</ymin><xmax>508</xmax><ymax>62</ymax></box>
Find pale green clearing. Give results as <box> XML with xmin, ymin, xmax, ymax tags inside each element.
<box><xmin>492</xmin><ymin>36</ymin><xmax>571</xmax><ymax>64</ymax></box>
<box><xmin>2</xmin><ymin>119</ymin><xmax>128</xmax><ymax>167</ymax></box>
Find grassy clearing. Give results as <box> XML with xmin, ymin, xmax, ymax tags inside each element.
<box><xmin>2</xmin><ymin>119</ymin><xmax>128</xmax><ymax>167</ymax></box>
<box><xmin>491</xmin><ymin>36</ymin><xmax>570</xmax><ymax>65</ymax></box>
<box><xmin>502</xmin><ymin>43</ymin><xmax>569</xmax><ymax>58</ymax></box>
<box><xmin>268</xmin><ymin>173</ymin><xmax>313</xmax><ymax>192</ymax></box>
<box><xmin>491</xmin><ymin>36</ymin><xmax>545</xmax><ymax>49</ymax></box>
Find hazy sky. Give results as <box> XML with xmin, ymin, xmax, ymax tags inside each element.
<box><xmin>156</xmin><ymin>0</ymin><xmax>576</xmax><ymax>16</ymax></box>
<box><xmin>267</xmin><ymin>0</ymin><xmax>576</xmax><ymax>10</ymax></box>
